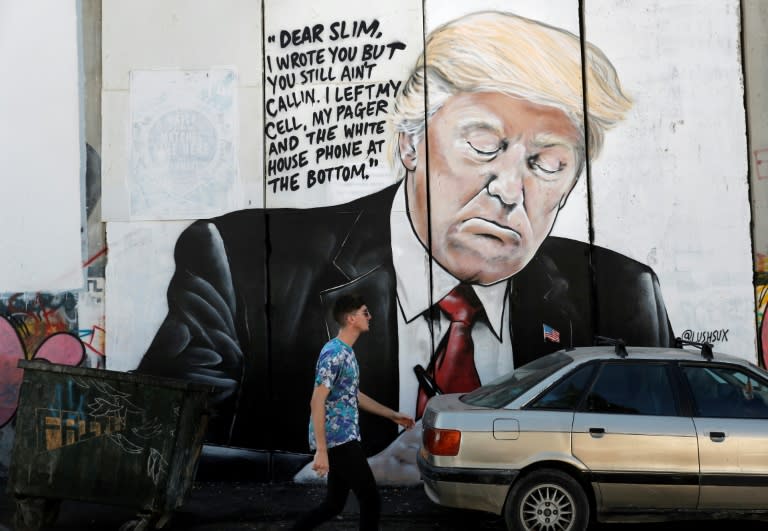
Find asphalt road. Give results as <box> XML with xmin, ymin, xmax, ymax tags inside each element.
<box><xmin>2</xmin><ymin>480</ymin><xmax>766</xmax><ymax>530</ymax></box>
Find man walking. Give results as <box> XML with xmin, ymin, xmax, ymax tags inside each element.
<box><xmin>293</xmin><ymin>295</ymin><xmax>415</xmax><ymax>530</ymax></box>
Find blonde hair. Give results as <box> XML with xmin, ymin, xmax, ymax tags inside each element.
<box><xmin>389</xmin><ymin>11</ymin><xmax>632</xmax><ymax>181</ymax></box>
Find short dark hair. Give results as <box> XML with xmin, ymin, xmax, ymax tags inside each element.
<box><xmin>333</xmin><ymin>295</ymin><xmax>366</xmax><ymax>325</ymax></box>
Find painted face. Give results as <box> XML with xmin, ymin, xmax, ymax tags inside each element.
<box><xmin>404</xmin><ymin>92</ymin><xmax>582</xmax><ymax>285</ymax></box>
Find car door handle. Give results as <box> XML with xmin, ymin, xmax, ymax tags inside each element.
<box><xmin>589</xmin><ymin>427</ymin><xmax>605</xmax><ymax>438</ymax></box>
<box><xmin>709</xmin><ymin>431</ymin><xmax>726</xmax><ymax>442</ymax></box>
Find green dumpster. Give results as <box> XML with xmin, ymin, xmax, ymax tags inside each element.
<box><xmin>8</xmin><ymin>360</ymin><xmax>214</xmax><ymax>531</ymax></box>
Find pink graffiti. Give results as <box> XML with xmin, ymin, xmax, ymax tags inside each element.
<box><xmin>762</xmin><ymin>313</ymin><xmax>767</xmax><ymax>369</ymax></box>
<box><xmin>0</xmin><ymin>316</ymin><xmax>85</xmax><ymax>427</ymax></box>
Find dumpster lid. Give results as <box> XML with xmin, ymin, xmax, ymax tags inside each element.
<box><xmin>18</xmin><ymin>359</ymin><xmax>219</xmax><ymax>393</ymax></box>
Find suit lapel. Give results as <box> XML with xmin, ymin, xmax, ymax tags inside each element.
<box><xmin>321</xmin><ymin>201</ymin><xmax>398</xmax><ymax>368</ymax></box>
<box><xmin>319</xmin><ymin>186</ymin><xmax>400</xmax><ymax>454</ymax></box>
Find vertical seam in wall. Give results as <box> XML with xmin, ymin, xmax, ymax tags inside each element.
<box><xmin>261</xmin><ymin>0</ymin><xmax>268</xmax><ymax>208</ymax></box>
<box><xmin>578</xmin><ymin>0</ymin><xmax>599</xmax><ymax>342</ymax></box>
<box><xmin>739</xmin><ymin>0</ymin><xmax>761</xmax><ymax>365</ymax></box>
<box><xmin>421</xmin><ymin>0</ymin><xmax>436</xmax><ymax>356</ymax></box>
<box><xmin>260</xmin><ymin>0</ymin><xmax>276</xmax><ymax>472</ymax></box>
<box><xmin>77</xmin><ymin>0</ymin><xmax>88</xmax><ymax>286</ymax></box>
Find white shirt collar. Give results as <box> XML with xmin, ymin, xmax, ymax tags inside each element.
<box><xmin>389</xmin><ymin>183</ymin><xmax>508</xmax><ymax>340</ymax></box>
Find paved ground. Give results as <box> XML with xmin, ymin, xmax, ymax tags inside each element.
<box><xmin>2</xmin><ymin>481</ymin><xmax>501</xmax><ymax>530</ymax></box>
<box><xmin>2</xmin><ymin>479</ymin><xmax>768</xmax><ymax>530</ymax></box>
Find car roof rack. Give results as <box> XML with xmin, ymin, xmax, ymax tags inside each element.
<box><xmin>594</xmin><ymin>336</ymin><xmax>627</xmax><ymax>358</ymax></box>
<box><xmin>674</xmin><ymin>337</ymin><xmax>714</xmax><ymax>360</ymax></box>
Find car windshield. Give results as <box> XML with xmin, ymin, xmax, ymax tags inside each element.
<box><xmin>460</xmin><ymin>352</ymin><xmax>574</xmax><ymax>408</ymax></box>
<box><xmin>750</xmin><ymin>363</ymin><xmax>768</xmax><ymax>380</ymax></box>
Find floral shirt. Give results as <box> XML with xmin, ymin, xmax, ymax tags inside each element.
<box><xmin>308</xmin><ymin>337</ymin><xmax>360</xmax><ymax>450</ymax></box>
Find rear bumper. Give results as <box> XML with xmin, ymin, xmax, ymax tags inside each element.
<box><xmin>417</xmin><ymin>452</ymin><xmax>516</xmax><ymax>515</ymax></box>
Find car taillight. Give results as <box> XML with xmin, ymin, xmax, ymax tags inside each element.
<box><xmin>424</xmin><ymin>427</ymin><xmax>461</xmax><ymax>456</ymax></box>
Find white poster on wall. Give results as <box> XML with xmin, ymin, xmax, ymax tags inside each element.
<box><xmin>128</xmin><ymin>68</ymin><xmax>240</xmax><ymax>220</ymax></box>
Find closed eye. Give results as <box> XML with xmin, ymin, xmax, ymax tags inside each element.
<box><xmin>528</xmin><ymin>155</ymin><xmax>566</xmax><ymax>175</ymax></box>
<box><xmin>467</xmin><ymin>140</ymin><xmax>507</xmax><ymax>159</ymax></box>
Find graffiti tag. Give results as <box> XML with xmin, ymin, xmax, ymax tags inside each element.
<box><xmin>681</xmin><ymin>328</ymin><xmax>730</xmax><ymax>344</ymax></box>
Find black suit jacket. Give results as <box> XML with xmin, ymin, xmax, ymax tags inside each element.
<box><xmin>138</xmin><ymin>183</ymin><xmax>673</xmax><ymax>459</ymax></box>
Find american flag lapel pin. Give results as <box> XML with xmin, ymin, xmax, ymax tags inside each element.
<box><xmin>543</xmin><ymin>323</ymin><xmax>561</xmax><ymax>343</ymax></box>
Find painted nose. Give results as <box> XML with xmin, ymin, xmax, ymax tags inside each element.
<box><xmin>486</xmin><ymin>143</ymin><xmax>525</xmax><ymax>207</ymax></box>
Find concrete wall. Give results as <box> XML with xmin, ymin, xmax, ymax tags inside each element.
<box><xmin>101</xmin><ymin>0</ymin><xmax>755</xmax><ymax>482</ymax></box>
<box><xmin>0</xmin><ymin>0</ymin><xmax>762</xmax><ymax>482</ymax></box>
<box><xmin>0</xmin><ymin>1</ymin><xmax>83</xmax><ymax>293</ymax></box>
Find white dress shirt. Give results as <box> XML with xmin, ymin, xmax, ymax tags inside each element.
<box><xmin>389</xmin><ymin>183</ymin><xmax>514</xmax><ymax>416</ymax></box>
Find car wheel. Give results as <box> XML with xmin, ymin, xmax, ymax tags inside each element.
<box><xmin>505</xmin><ymin>469</ymin><xmax>588</xmax><ymax>531</ymax></box>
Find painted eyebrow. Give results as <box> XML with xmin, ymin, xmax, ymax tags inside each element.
<box><xmin>458</xmin><ymin>119</ymin><xmax>505</xmax><ymax>137</ymax></box>
<box><xmin>530</xmin><ymin>132</ymin><xmax>579</xmax><ymax>151</ymax></box>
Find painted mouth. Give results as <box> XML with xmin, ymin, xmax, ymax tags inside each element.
<box><xmin>460</xmin><ymin>218</ymin><xmax>522</xmax><ymax>243</ymax></box>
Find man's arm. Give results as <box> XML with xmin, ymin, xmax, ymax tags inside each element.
<box><xmin>358</xmin><ymin>391</ymin><xmax>415</xmax><ymax>430</ymax></box>
<box><xmin>309</xmin><ymin>384</ymin><xmax>331</xmax><ymax>476</ymax></box>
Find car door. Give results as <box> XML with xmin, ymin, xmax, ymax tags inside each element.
<box><xmin>680</xmin><ymin>363</ymin><xmax>768</xmax><ymax>509</ymax></box>
<box><xmin>572</xmin><ymin>361</ymin><xmax>699</xmax><ymax>511</ymax></box>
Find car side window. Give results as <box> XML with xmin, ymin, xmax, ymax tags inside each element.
<box><xmin>682</xmin><ymin>365</ymin><xmax>768</xmax><ymax>419</ymax></box>
<box><xmin>529</xmin><ymin>363</ymin><xmax>594</xmax><ymax>410</ymax></box>
<box><xmin>585</xmin><ymin>362</ymin><xmax>676</xmax><ymax>416</ymax></box>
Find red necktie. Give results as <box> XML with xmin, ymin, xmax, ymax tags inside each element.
<box><xmin>417</xmin><ymin>284</ymin><xmax>483</xmax><ymax>418</ymax></box>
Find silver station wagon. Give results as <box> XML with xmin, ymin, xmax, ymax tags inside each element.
<box><xmin>418</xmin><ymin>342</ymin><xmax>768</xmax><ymax>530</ymax></box>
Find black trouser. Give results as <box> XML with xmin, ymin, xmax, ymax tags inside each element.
<box><xmin>292</xmin><ymin>440</ymin><xmax>380</xmax><ymax>531</ymax></box>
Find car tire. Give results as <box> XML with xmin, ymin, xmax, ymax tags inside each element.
<box><xmin>504</xmin><ymin>468</ymin><xmax>589</xmax><ymax>531</ymax></box>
